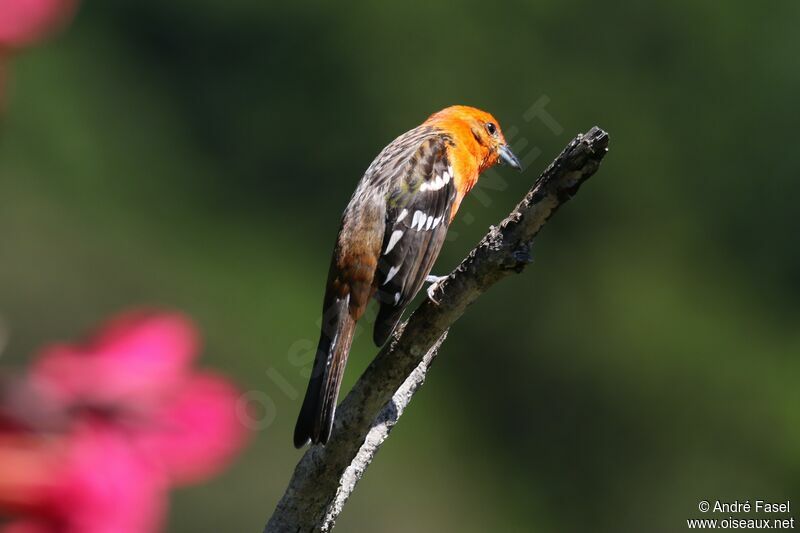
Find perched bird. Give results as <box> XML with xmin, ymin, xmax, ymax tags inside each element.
<box><xmin>294</xmin><ymin>105</ymin><xmax>521</xmax><ymax>447</ymax></box>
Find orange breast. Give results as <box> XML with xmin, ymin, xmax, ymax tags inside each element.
<box><xmin>445</xmin><ymin>139</ymin><xmax>481</xmax><ymax>222</ymax></box>
<box><xmin>423</xmin><ymin>109</ymin><xmax>495</xmax><ymax>223</ymax></box>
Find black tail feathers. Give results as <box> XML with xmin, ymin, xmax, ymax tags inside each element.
<box><xmin>293</xmin><ymin>296</ymin><xmax>355</xmax><ymax>448</ymax></box>
<box><xmin>373</xmin><ymin>303</ymin><xmax>403</xmax><ymax>347</ymax></box>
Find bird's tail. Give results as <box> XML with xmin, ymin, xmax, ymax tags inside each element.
<box><xmin>373</xmin><ymin>303</ymin><xmax>404</xmax><ymax>347</ymax></box>
<box><xmin>293</xmin><ymin>295</ymin><xmax>356</xmax><ymax>447</ymax></box>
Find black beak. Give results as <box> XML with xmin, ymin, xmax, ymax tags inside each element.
<box><xmin>498</xmin><ymin>144</ymin><xmax>522</xmax><ymax>171</ymax></box>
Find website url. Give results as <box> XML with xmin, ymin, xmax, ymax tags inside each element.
<box><xmin>688</xmin><ymin>518</ymin><xmax>796</xmax><ymax>529</ymax></box>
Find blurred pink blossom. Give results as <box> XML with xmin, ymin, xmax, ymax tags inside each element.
<box><xmin>0</xmin><ymin>311</ymin><xmax>250</xmax><ymax>533</ymax></box>
<box><xmin>0</xmin><ymin>0</ymin><xmax>78</xmax><ymax>49</ymax></box>
<box><xmin>0</xmin><ymin>0</ymin><xmax>79</xmax><ymax>111</ymax></box>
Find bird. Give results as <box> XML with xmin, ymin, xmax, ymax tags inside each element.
<box><xmin>294</xmin><ymin>105</ymin><xmax>522</xmax><ymax>447</ymax></box>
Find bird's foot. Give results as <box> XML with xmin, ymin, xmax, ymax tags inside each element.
<box><xmin>425</xmin><ymin>275</ymin><xmax>448</xmax><ymax>305</ymax></box>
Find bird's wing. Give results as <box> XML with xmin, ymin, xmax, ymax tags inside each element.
<box><xmin>371</xmin><ymin>133</ymin><xmax>457</xmax><ymax>344</ymax></box>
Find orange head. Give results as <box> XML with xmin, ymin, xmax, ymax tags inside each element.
<box><xmin>424</xmin><ymin>105</ymin><xmax>522</xmax><ymax>173</ymax></box>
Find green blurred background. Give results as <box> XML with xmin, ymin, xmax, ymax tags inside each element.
<box><xmin>2</xmin><ymin>1</ymin><xmax>799</xmax><ymax>531</ymax></box>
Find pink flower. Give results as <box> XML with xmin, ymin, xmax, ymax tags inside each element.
<box><xmin>0</xmin><ymin>0</ymin><xmax>78</xmax><ymax>49</ymax></box>
<box><xmin>0</xmin><ymin>0</ymin><xmax>79</xmax><ymax>112</ymax></box>
<box><xmin>31</xmin><ymin>312</ymin><xmax>199</xmax><ymax>408</ymax></box>
<box><xmin>0</xmin><ymin>311</ymin><xmax>250</xmax><ymax>533</ymax></box>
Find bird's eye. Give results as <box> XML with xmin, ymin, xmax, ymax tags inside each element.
<box><xmin>485</xmin><ymin>122</ymin><xmax>497</xmax><ymax>136</ymax></box>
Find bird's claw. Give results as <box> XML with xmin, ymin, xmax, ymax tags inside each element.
<box><xmin>425</xmin><ymin>275</ymin><xmax>447</xmax><ymax>305</ymax></box>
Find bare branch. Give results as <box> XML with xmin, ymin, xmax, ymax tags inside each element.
<box><xmin>265</xmin><ymin>127</ymin><xmax>610</xmax><ymax>533</ymax></box>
